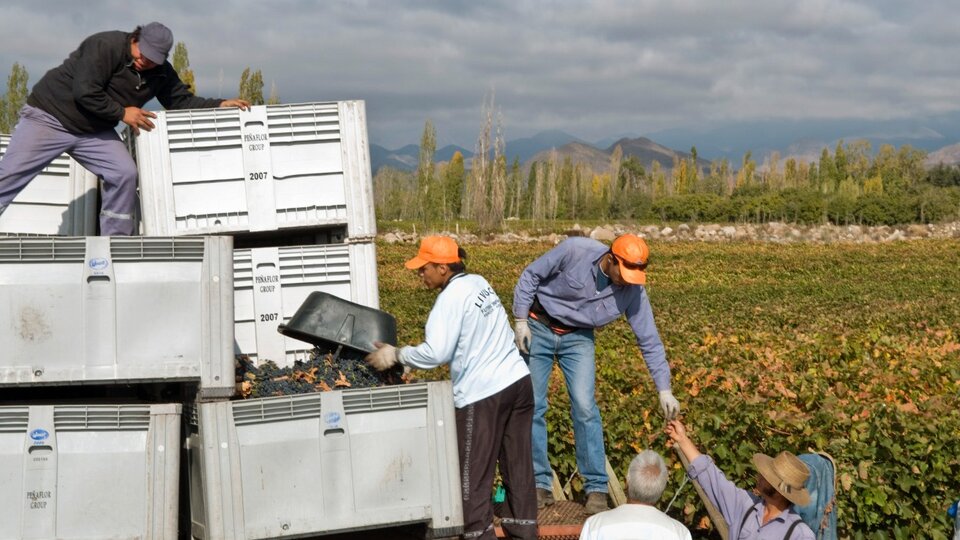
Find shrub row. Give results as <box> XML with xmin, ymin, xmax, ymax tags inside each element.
<box><xmin>650</xmin><ymin>187</ymin><xmax>960</xmax><ymax>225</ymax></box>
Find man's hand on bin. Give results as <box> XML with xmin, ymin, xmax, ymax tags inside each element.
<box><xmin>514</xmin><ymin>319</ymin><xmax>531</xmax><ymax>354</ymax></box>
<box><xmin>123</xmin><ymin>107</ymin><xmax>157</xmax><ymax>135</ymax></box>
<box><xmin>220</xmin><ymin>98</ymin><xmax>251</xmax><ymax>110</ymax></box>
<box><xmin>366</xmin><ymin>342</ymin><xmax>399</xmax><ymax>371</ymax></box>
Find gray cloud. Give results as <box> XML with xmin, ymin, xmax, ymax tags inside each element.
<box><xmin>1</xmin><ymin>0</ymin><xmax>958</xmax><ymax>150</ymax></box>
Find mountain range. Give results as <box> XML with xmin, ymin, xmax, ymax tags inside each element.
<box><xmin>370</xmin><ymin>114</ymin><xmax>960</xmax><ymax>175</ymax></box>
<box><xmin>370</xmin><ymin>133</ymin><xmax>713</xmax><ymax>175</ymax></box>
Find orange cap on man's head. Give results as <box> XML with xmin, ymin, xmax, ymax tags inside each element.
<box><xmin>405</xmin><ymin>236</ymin><xmax>461</xmax><ymax>269</ymax></box>
<box><xmin>610</xmin><ymin>234</ymin><xmax>649</xmax><ymax>285</ymax></box>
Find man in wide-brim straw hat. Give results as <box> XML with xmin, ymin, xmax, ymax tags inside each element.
<box><xmin>666</xmin><ymin>419</ymin><xmax>815</xmax><ymax>539</ymax></box>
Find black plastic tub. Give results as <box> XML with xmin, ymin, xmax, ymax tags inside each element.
<box><xmin>278</xmin><ymin>292</ymin><xmax>397</xmax><ymax>355</ymax></box>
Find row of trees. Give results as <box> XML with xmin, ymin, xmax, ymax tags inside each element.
<box><xmin>375</xmin><ymin>93</ymin><xmax>514</xmax><ymax>231</ymax></box>
<box><xmin>0</xmin><ymin>43</ymin><xmax>277</xmax><ymax>133</ymax></box>
<box><xmin>168</xmin><ymin>42</ymin><xmax>281</xmax><ymax>106</ymax></box>
<box><xmin>375</xmin><ymin>115</ymin><xmax>960</xmax><ymax>228</ymax></box>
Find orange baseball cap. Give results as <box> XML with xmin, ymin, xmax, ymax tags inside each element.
<box><xmin>610</xmin><ymin>234</ymin><xmax>649</xmax><ymax>285</ymax></box>
<box><xmin>405</xmin><ymin>236</ymin><xmax>462</xmax><ymax>269</ymax></box>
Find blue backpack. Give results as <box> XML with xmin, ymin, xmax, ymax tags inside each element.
<box><xmin>794</xmin><ymin>453</ymin><xmax>838</xmax><ymax>540</ymax></box>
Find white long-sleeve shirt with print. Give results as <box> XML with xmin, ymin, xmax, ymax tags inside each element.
<box><xmin>398</xmin><ymin>273</ymin><xmax>530</xmax><ymax>408</ymax></box>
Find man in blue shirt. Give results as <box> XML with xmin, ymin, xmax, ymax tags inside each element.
<box><xmin>513</xmin><ymin>234</ymin><xmax>680</xmax><ymax>514</ymax></box>
<box><xmin>665</xmin><ymin>419</ymin><xmax>815</xmax><ymax>539</ymax></box>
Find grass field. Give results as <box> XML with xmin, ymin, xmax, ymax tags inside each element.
<box><xmin>376</xmin><ymin>238</ymin><xmax>960</xmax><ymax>538</ymax></box>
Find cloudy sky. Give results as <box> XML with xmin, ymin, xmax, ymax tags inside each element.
<box><xmin>1</xmin><ymin>0</ymin><xmax>958</xmax><ymax>153</ymax></box>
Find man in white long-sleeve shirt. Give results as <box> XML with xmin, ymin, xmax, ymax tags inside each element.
<box><xmin>367</xmin><ymin>236</ymin><xmax>537</xmax><ymax>540</ymax></box>
<box><xmin>579</xmin><ymin>450</ymin><xmax>691</xmax><ymax>540</ymax></box>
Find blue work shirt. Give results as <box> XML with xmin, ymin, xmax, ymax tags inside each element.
<box><xmin>687</xmin><ymin>455</ymin><xmax>815</xmax><ymax>540</ymax></box>
<box><xmin>513</xmin><ymin>237</ymin><xmax>670</xmax><ymax>391</ymax></box>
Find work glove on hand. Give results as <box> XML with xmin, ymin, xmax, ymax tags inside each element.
<box><xmin>514</xmin><ymin>319</ymin><xmax>532</xmax><ymax>354</ymax></box>
<box><xmin>659</xmin><ymin>390</ymin><xmax>680</xmax><ymax>421</ymax></box>
<box><xmin>366</xmin><ymin>342</ymin><xmax>399</xmax><ymax>371</ymax></box>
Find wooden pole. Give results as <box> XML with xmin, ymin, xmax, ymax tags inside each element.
<box><xmin>673</xmin><ymin>445</ymin><xmax>730</xmax><ymax>540</ymax></box>
<box><xmin>604</xmin><ymin>457</ymin><xmax>627</xmax><ymax>507</ymax></box>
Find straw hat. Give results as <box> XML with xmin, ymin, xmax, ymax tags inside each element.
<box><xmin>752</xmin><ymin>451</ymin><xmax>811</xmax><ymax>506</ymax></box>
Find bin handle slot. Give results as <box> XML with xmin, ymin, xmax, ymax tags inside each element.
<box><xmin>28</xmin><ymin>445</ymin><xmax>53</xmax><ymax>454</ymax></box>
<box><xmin>244</xmin><ymin>120</ymin><xmax>265</xmax><ymax>128</ymax></box>
<box><xmin>323</xmin><ymin>428</ymin><xmax>345</xmax><ymax>437</ymax></box>
<box><xmin>86</xmin><ymin>275</ymin><xmax>111</xmax><ymax>283</ymax></box>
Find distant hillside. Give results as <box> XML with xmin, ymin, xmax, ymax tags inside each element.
<box><xmin>505</xmin><ymin>129</ymin><xmax>586</xmax><ymax>162</ymax></box>
<box><xmin>436</xmin><ymin>144</ymin><xmax>473</xmax><ymax>163</ymax></box>
<box><xmin>370</xmin><ymin>144</ymin><xmax>419</xmax><ymax>172</ymax></box>
<box><xmin>371</xmin><ymin>130</ymin><xmax>581</xmax><ymax>174</ymax></box>
<box><xmin>525</xmin><ymin>136</ymin><xmax>711</xmax><ymax>174</ymax></box>
<box><xmin>526</xmin><ymin>142</ymin><xmax>613</xmax><ymax>173</ymax></box>
<box><xmin>605</xmin><ymin>137</ymin><xmax>711</xmax><ymax>171</ymax></box>
<box><xmin>370</xmin><ymin>143</ymin><xmax>473</xmax><ymax>173</ymax></box>
<box><xmin>925</xmin><ymin>142</ymin><xmax>960</xmax><ymax>167</ymax></box>
<box><xmin>372</xmin><ymin>130</ymin><xmax>711</xmax><ymax>176</ymax></box>
<box><xmin>594</xmin><ymin>133</ymin><xmax>642</xmax><ymax>149</ymax></box>
<box><xmin>647</xmin><ymin>112</ymin><xmax>960</xmax><ymax>163</ymax></box>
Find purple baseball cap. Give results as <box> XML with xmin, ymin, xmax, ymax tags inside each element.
<box><xmin>139</xmin><ymin>22</ymin><xmax>173</xmax><ymax>64</ymax></box>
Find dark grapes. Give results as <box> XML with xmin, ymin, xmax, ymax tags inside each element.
<box><xmin>236</xmin><ymin>347</ymin><xmax>407</xmax><ymax>399</ymax></box>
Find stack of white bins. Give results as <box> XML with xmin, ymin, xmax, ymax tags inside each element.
<box><xmin>0</xmin><ymin>235</ymin><xmax>236</xmax><ymax>538</ymax></box>
<box><xmin>129</xmin><ymin>101</ymin><xmax>463</xmax><ymax>539</ymax></box>
<box><xmin>0</xmin><ymin>134</ymin><xmax>99</xmax><ymax>235</ymax></box>
<box><xmin>132</xmin><ymin>101</ymin><xmax>379</xmax><ymax>365</ymax></box>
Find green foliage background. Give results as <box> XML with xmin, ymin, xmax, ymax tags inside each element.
<box><xmin>377</xmin><ymin>239</ymin><xmax>960</xmax><ymax>539</ymax></box>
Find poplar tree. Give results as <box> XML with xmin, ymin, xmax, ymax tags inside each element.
<box><xmin>239</xmin><ymin>68</ymin><xmax>265</xmax><ymax>105</ymax></box>
<box><xmin>818</xmin><ymin>148</ymin><xmax>836</xmax><ymax>193</ymax></box>
<box><xmin>506</xmin><ymin>156</ymin><xmax>522</xmax><ymax>219</ymax></box>
<box><xmin>267</xmin><ymin>82</ymin><xmax>280</xmax><ymax>105</ymax></box>
<box><xmin>444</xmin><ymin>151</ymin><xmax>465</xmax><ymax>221</ymax></box>
<box><xmin>416</xmin><ymin>120</ymin><xmax>436</xmax><ymax>224</ymax></box>
<box><xmin>833</xmin><ymin>140</ymin><xmax>848</xmax><ymax>188</ymax></box>
<box><xmin>466</xmin><ymin>92</ymin><xmax>504</xmax><ymax>231</ymax></box>
<box><xmin>171</xmin><ymin>42</ymin><xmax>196</xmax><ymax>94</ymax></box>
<box><xmin>0</xmin><ymin>63</ymin><xmax>29</xmax><ymax>133</ymax></box>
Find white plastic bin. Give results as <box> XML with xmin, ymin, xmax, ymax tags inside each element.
<box><xmin>0</xmin><ymin>134</ymin><xmax>99</xmax><ymax>235</ymax></box>
<box><xmin>133</xmin><ymin>101</ymin><xmax>376</xmax><ymax>238</ymax></box>
<box><xmin>0</xmin><ymin>403</ymin><xmax>181</xmax><ymax>539</ymax></box>
<box><xmin>0</xmin><ymin>236</ymin><xmax>235</xmax><ymax>398</ymax></box>
<box><xmin>233</xmin><ymin>240</ymin><xmax>379</xmax><ymax>366</ymax></box>
<box><xmin>186</xmin><ymin>381</ymin><xmax>463</xmax><ymax>539</ymax></box>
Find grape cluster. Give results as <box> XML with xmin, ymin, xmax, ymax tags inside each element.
<box><xmin>236</xmin><ymin>347</ymin><xmax>407</xmax><ymax>399</ymax></box>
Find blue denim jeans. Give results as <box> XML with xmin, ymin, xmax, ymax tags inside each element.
<box><xmin>527</xmin><ymin>317</ymin><xmax>608</xmax><ymax>494</ymax></box>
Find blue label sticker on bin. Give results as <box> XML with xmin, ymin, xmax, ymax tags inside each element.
<box><xmin>324</xmin><ymin>412</ymin><xmax>342</xmax><ymax>427</ymax></box>
<box><xmin>29</xmin><ymin>429</ymin><xmax>49</xmax><ymax>442</ymax></box>
<box><xmin>88</xmin><ymin>258</ymin><xmax>109</xmax><ymax>271</ymax></box>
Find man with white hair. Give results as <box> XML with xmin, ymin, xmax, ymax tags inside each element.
<box><xmin>579</xmin><ymin>449</ymin><xmax>691</xmax><ymax>540</ymax></box>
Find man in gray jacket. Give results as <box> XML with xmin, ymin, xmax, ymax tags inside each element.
<box><xmin>0</xmin><ymin>22</ymin><xmax>248</xmax><ymax>235</ymax></box>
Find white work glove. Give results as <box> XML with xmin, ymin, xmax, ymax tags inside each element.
<box><xmin>366</xmin><ymin>342</ymin><xmax>399</xmax><ymax>371</ymax></box>
<box><xmin>659</xmin><ymin>390</ymin><xmax>680</xmax><ymax>421</ymax></box>
<box><xmin>514</xmin><ymin>319</ymin><xmax>532</xmax><ymax>354</ymax></box>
